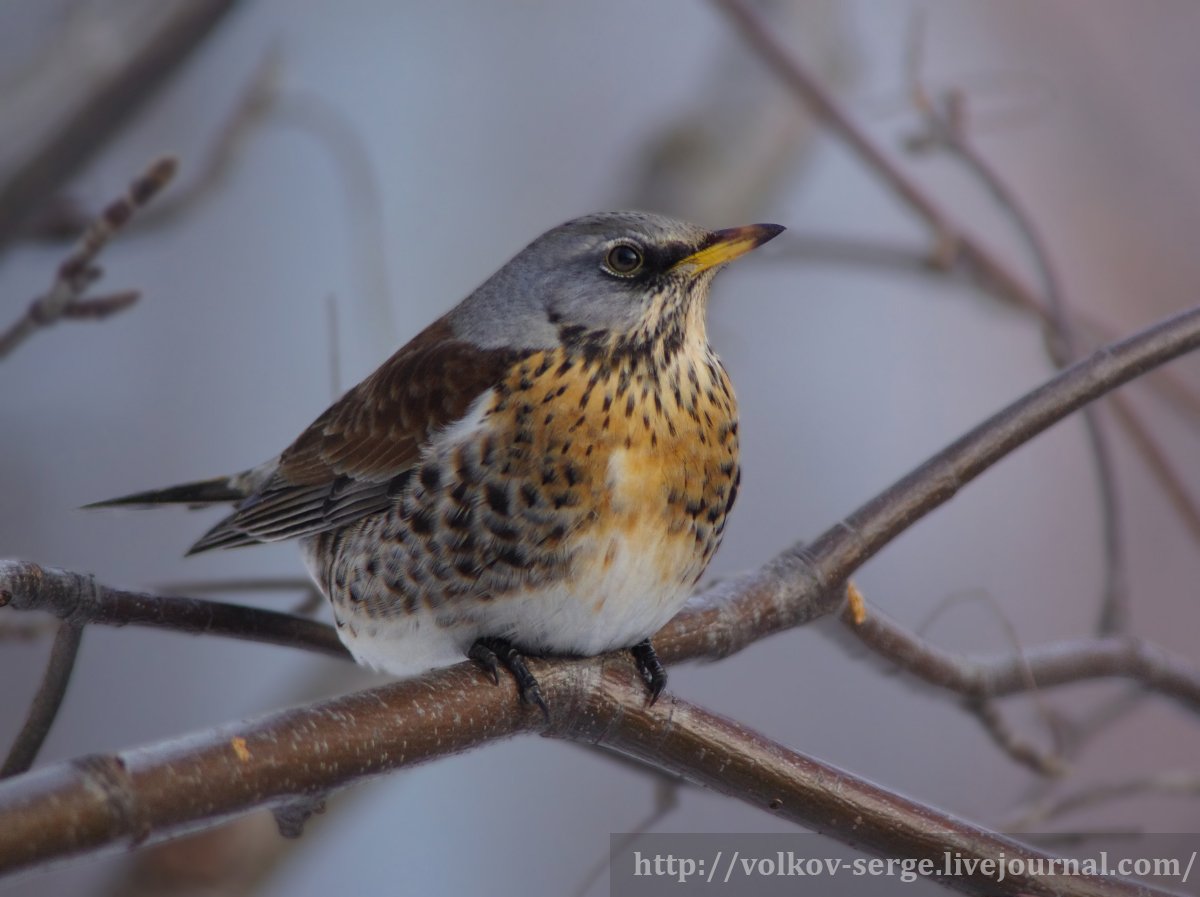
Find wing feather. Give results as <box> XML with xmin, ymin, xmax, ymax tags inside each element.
<box><xmin>187</xmin><ymin>316</ymin><xmax>522</xmax><ymax>554</ymax></box>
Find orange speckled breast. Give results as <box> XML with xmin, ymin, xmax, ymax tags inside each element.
<box><xmin>492</xmin><ymin>338</ymin><xmax>739</xmax><ymax>595</ymax></box>
<box><xmin>317</xmin><ymin>333</ymin><xmax>739</xmax><ymax>659</ymax></box>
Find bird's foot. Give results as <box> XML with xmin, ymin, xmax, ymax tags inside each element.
<box><xmin>468</xmin><ymin>637</ymin><xmax>549</xmax><ymax>720</ymax></box>
<box><xmin>630</xmin><ymin>639</ymin><xmax>667</xmax><ymax>704</ymax></box>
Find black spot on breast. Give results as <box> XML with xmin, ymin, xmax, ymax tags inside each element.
<box><xmin>454</xmin><ymin>449</ymin><xmax>480</xmax><ymax>485</ymax></box>
<box><xmin>496</xmin><ymin>545</ymin><xmax>527</xmax><ymax>568</ymax></box>
<box><xmin>520</xmin><ymin>483</ymin><xmax>540</xmax><ymax>507</ymax></box>
<box><xmin>487</xmin><ymin>518</ymin><xmax>520</xmax><ymax>542</ymax></box>
<box><xmin>485</xmin><ymin>483</ymin><xmax>510</xmax><ymax>516</ymax></box>
<box><xmin>726</xmin><ymin>475</ymin><xmax>740</xmax><ymax>511</ymax></box>
<box><xmin>445</xmin><ymin>504</ymin><xmax>473</xmax><ymax>531</ymax></box>
<box><xmin>410</xmin><ymin>506</ymin><xmax>435</xmax><ymax>535</ymax></box>
<box><xmin>419</xmin><ymin>465</ymin><xmax>440</xmax><ymax>491</ymax></box>
<box><xmin>387</xmin><ymin>470</ymin><xmax>413</xmax><ymax>498</ymax></box>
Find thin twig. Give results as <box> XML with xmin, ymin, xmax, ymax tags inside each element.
<box><xmin>140</xmin><ymin>48</ymin><xmax>280</xmax><ymax>228</ymax></box>
<box><xmin>0</xmin><ymin>0</ymin><xmax>239</xmax><ymax>250</ymax></box>
<box><xmin>716</xmin><ymin>0</ymin><xmax>1200</xmax><ymax>635</ymax></box>
<box><xmin>0</xmin><ymin>156</ymin><xmax>177</xmax><ymax>359</ymax></box>
<box><xmin>1107</xmin><ymin>395</ymin><xmax>1200</xmax><ymax>544</ymax></box>
<box><xmin>909</xmin><ymin>87</ymin><xmax>1127</xmax><ymax>634</ymax></box>
<box><xmin>912</xmin><ymin>591</ymin><xmax>1065</xmax><ymax>774</ymax></box>
<box><xmin>1</xmin><ymin>621</ymin><xmax>83</xmax><ymax>778</ymax></box>
<box><xmin>964</xmin><ymin>697</ymin><xmax>1064</xmax><ymax>777</ymax></box>
<box><xmin>841</xmin><ymin>601</ymin><xmax>1200</xmax><ymax>714</ymax></box>
<box><xmin>0</xmin><ymin>561</ymin><xmax>347</xmax><ymax>660</ymax></box>
<box><xmin>58</xmin><ymin>291</ymin><xmax>141</xmax><ymax>320</ymax></box>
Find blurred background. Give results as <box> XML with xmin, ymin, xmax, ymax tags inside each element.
<box><xmin>2</xmin><ymin>1</ymin><xmax>1199</xmax><ymax>894</ymax></box>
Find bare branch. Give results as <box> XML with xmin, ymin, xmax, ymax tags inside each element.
<box><xmin>0</xmin><ymin>156</ymin><xmax>177</xmax><ymax>359</ymax></box>
<box><xmin>0</xmin><ymin>0</ymin><xmax>240</xmax><ymax>250</ymax></box>
<box><xmin>842</xmin><ymin>601</ymin><xmax>1200</xmax><ymax>714</ymax></box>
<box><xmin>137</xmin><ymin>48</ymin><xmax>280</xmax><ymax>228</ymax></box>
<box><xmin>0</xmin><ymin>656</ymin><xmax>1172</xmax><ymax>897</ymax></box>
<box><xmin>0</xmin><ymin>561</ymin><xmax>347</xmax><ymax>661</ymax></box>
<box><xmin>0</xmin><ymin>662</ymin><xmax>538</xmax><ymax>878</ymax></box>
<box><xmin>1107</xmin><ymin>395</ymin><xmax>1200</xmax><ymax>545</ymax></box>
<box><xmin>909</xmin><ymin>90</ymin><xmax>1127</xmax><ymax>635</ymax></box>
<box><xmin>710</xmin><ymin>0</ymin><xmax>1047</xmax><ymax>318</ymax></box>
<box><xmin>964</xmin><ymin>697</ymin><xmax>1064</xmax><ymax>777</ymax></box>
<box><xmin>0</xmin><ymin>622</ymin><xmax>83</xmax><ymax>778</ymax></box>
<box><xmin>572</xmin><ymin>668</ymin><xmax>1163</xmax><ymax>897</ymax></box>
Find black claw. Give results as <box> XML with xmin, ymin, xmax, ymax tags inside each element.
<box><xmin>469</xmin><ymin>637</ymin><xmax>549</xmax><ymax>720</ymax></box>
<box><xmin>631</xmin><ymin>639</ymin><xmax>667</xmax><ymax>704</ymax></box>
<box><xmin>467</xmin><ymin>639</ymin><xmax>501</xmax><ymax>685</ymax></box>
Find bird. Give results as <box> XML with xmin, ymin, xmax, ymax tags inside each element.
<box><xmin>89</xmin><ymin>211</ymin><xmax>784</xmax><ymax>714</ymax></box>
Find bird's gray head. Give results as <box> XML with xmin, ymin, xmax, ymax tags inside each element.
<box><xmin>450</xmin><ymin>211</ymin><xmax>784</xmax><ymax>351</ymax></box>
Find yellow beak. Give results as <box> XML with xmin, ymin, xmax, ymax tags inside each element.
<box><xmin>672</xmin><ymin>223</ymin><xmax>785</xmax><ymax>275</ymax></box>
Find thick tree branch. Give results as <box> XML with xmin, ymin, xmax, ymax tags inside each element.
<box><xmin>0</xmin><ymin>658</ymin><xmax>1171</xmax><ymax>896</ymax></box>
<box><xmin>569</xmin><ymin>667</ymin><xmax>1163</xmax><ymax>897</ymax></box>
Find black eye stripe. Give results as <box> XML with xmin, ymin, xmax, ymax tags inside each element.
<box><xmin>600</xmin><ymin>239</ymin><xmax>695</xmax><ymax>279</ymax></box>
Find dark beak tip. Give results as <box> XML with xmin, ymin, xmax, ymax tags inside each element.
<box><xmin>757</xmin><ymin>223</ymin><xmax>786</xmax><ymax>243</ymax></box>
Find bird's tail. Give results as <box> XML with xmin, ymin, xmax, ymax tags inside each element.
<box><xmin>84</xmin><ymin>475</ymin><xmax>249</xmax><ymax>510</ymax></box>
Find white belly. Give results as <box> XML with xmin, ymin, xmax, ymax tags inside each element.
<box><xmin>308</xmin><ymin>529</ymin><xmax>691</xmax><ymax>678</ymax></box>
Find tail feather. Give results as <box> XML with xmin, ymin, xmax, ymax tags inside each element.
<box><xmin>84</xmin><ymin>476</ymin><xmax>247</xmax><ymax>510</ymax></box>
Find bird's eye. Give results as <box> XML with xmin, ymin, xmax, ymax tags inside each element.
<box><xmin>604</xmin><ymin>242</ymin><xmax>644</xmax><ymax>276</ymax></box>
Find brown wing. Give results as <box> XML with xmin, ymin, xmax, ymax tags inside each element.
<box><xmin>188</xmin><ymin>317</ymin><xmax>521</xmax><ymax>554</ymax></box>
